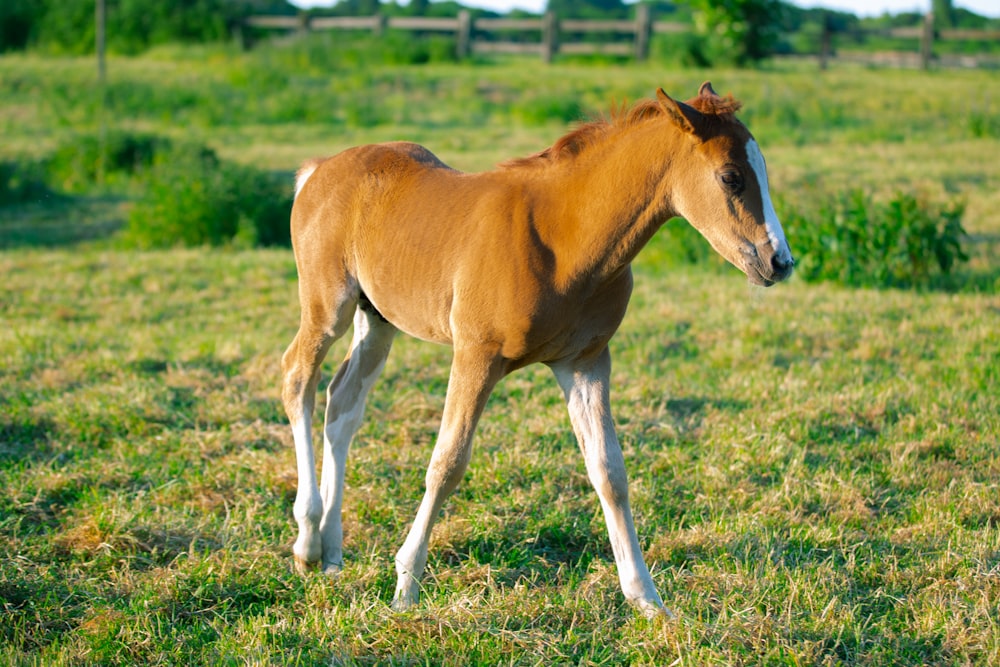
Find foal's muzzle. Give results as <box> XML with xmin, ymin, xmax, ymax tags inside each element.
<box><xmin>742</xmin><ymin>243</ymin><xmax>795</xmax><ymax>287</ymax></box>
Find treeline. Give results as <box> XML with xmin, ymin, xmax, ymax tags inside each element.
<box><xmin>0</xmin><ymin>0</ymin><xmax>294</xmax><ymax>54</ymax></box>
<box><xmin>2</xmin><ymin>0</ymin><xmax>997</xmax><ymax>59</ymax></box>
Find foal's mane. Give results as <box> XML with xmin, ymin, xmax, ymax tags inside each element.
<box><xmin>500</xmin><ymin>89</ymin><xmax>742</xmax><ymax>170</ymax></box>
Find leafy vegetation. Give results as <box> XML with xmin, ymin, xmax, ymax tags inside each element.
<box><xmin>686</xmin><ymin>0</ymin><xmax>786</xmax><ymax>64</ymax></box>
<box><xmin>0</xmin><ymin>129</ymin><xmax>292</xmax><ymax>249</ymax></box>
<box><xmin>124</xmin><ymin>143</ymin><xmax>292</xmax><ymax>249</ymax></box>
<box><xmin>1</xmin><ymin>48</ymin><xmax>999</xmax><ymax>664</ymax></box>
<box><xmin>0</xmin><ymin>160</ymin><xmax>50</xmax><ymax>206</ymax></box>
<box><xmin>44</xmin><ymin>131</ymin><xmax>172</xmax><ymax>193</ymax></box>
<box><xmin>2</xmin><ymin>0</ymin><xmax>250</xmax><ymax>54</ymax></box>
<box><xmin>777</xmin><ymin>190</ymin><xmax>969</xmax><ymax>289</ymax></box>
<box><xmin>4</xmin><ymin>0</ymin><xmax>998</xmax><ymax>66</ymax></box>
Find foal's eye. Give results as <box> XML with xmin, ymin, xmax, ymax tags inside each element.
<box><xmin>719</xmin><ymin>169</ymin><xmax>743</xmax><ymax>190</ymax></box>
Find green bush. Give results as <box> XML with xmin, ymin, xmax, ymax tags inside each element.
<box><xmin>33</xmin><ymin>0</ymin><xmax>236</xmax><ymax>55</ymax></box>
<box><xmin>0</xmin><ymin>160</ymin><xmax>52</xmax><ymax>205</ymax></box>
<box><xmin>45</xmin><ymin>132</ymin><xmax>174</xmax><ymax>193</ymax></box>
<box><xmin>380</xmin><ymin>32</ymin><xmax>458</xmax><ymax>65</ymax></box>
<box><xmin>686</xmin><ymin>0</ymin><xmax>785</xmax><ymax>66</ymax></box>
<box><xmin>122</xmin><ymin>144</ymin><xmax>292</xmax><ymax>249</ymax></box>
<box><xmin>655</xmin><ymin>216</ymin><xmax>721</xmax><ymax>267</ymax></box>
<box><xmin>266</xmin><ymin>31</ymin><xmax>458</xmax><ymax>71</ymax></box>
<box><xmin>652</xmin><ymin>32</ymin><xmax>713</xmax><ymax>67</ymax></box>
<box><xmin>512</xmin><ymin>94</ymin><xmax>585</xmax><ymax>126</ymax></box>
<box><xmin>778</xmin><ymin>189</ymin><xmax>969</xmax><ymax>289</ymax></box>
<box><xmin>0</xmin><ymin>0</ymin><xmax>36</xmax><ymax>52</ymax></box>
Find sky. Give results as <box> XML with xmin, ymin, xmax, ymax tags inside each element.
<box><xmin>292</xmin><ymin>0</ymin><xmax>1000</xmax><ymax>18</ymax></box>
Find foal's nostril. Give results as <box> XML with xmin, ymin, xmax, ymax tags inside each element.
<box><xmin>771</xmin><ymin>254</ymin><xmax>794</xmax><ymax>275</ymax></box>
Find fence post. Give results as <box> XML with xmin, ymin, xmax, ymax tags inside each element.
<box><xmin>374</xmin><ymin>13</ymin><xmax>387</xmax><ymax>37</ymax></box>
<box><xmin>542</xmin><ymin>11</ymin><xmax>558</xmax><ymax>63</ymax></box>
<box><xmin>297</xmin><ymin>11</ymin><xmax>310</xmax><ymax>36</ymax></box>
<box><xmin>457</xmin><ymin>10</ymin><xmax>471</xmax><ymax>60</ymax></box>
<box><xmin>920</xmin><ymin>11</ymin><xmax>934</xmax><ymax>70</ymax></box>
<box><xmin>95</xmin><ymin>0</ymin><xmax>107</xmax><ymax>187</ymax></box>
<box><xmin>634</xmin><ymin>4</ymin><xmax>651</xmax><ymax>61</ymax></box>
<box><xmin>819</xmin><ymin>11</ymin><xmax>831</xmax><ymax>70</ymax></box>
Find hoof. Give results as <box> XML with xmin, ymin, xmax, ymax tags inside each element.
<box><xmin>293</xmin><ymin>555</ymin><xmax>319</xmax><ymax>575</ymax></box>
<box><xmin>391</xmin><ymin>592</ymin><xmax>417</xmax><ymax>613</ymax></box>
<box><xmin>634</xmin><ymin>599</ymin><xmax>676</xmax><ymax>620</ymax></box>
<box><xmin>322</xmin><ymin>561</ymin><xmax>343</xmax><ymax>576</ymax></box>
<box><xmin>391</xmin><ymin>598</ymin><xmax>412</xmax><ymax>613</ymax></box>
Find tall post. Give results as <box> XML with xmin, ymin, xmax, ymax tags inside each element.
<box><xmin>96</xmin><ymin>0</ymin><xmax>106</xmax><ymax>84</ymax></box>
<box><xmin>819</xmin><ymin>11</ymin><xmax>831</xmax><ymax>70</ymax></box>
<box><xmin>634</xmin><ymin>4</ymin><xmax>651</xmax><ymax>61</ymax></box>
<box><xmin>457</xmin><ymin>10</ymin><xmax>471</xmax><ymax>60</ymax></box>
<box><xmin>920</xmin><ymin>11</ymin><xmax>934</xmax><ymax>70</ymax></box>
<box><xmin>95</xmin><ymin>0</ymin><xmax>107</xmax><ymax>187</ymax></box>
<box><xmin>542</xmin><ymin>11</ymin><xmax>558</xmax><ymax>63</ymax></box>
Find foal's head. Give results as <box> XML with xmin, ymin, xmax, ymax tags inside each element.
<box><xmin>660</xmin><ymin>82</ymin><xmax>794</xmax><ymax>287</ymax></box>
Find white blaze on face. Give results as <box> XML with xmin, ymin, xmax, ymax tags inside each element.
<box><xmin>745</xmin><ymin>139</ymin><xmax>792</xmax><ymax>263</ymax></box>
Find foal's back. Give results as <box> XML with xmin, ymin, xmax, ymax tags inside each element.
<box><xmin>291</xmin><ymin>141</ymin><xmax>598</xmax><ymax>359</ymax></box>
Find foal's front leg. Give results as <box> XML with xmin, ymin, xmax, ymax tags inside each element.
<box><xmin>550</xmin><ymin>348</ymin><xmax>672</xmax><ymax>619</ymax></box>
<box><xmin>392</xmin><ymin>347</ymin><xmax>505</xmax><ymax>611</ymax></box>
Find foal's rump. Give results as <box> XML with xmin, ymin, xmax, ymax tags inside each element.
<box><xmin>290</xmin><ymin>142</ymin><xmax>502</xmax><ymax>346</ymax></box>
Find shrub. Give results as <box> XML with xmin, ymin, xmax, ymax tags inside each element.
<box><xmin>654</xmin><ymin>216</ymin><xmax>722</xmax><ymax>267</ymax></box>
<box><xmin>122</xmin><ymin>144</ymin><xmax>292</xmax><ymax>249</ymax></box>
<box><xmin>266</xmin><ymin>31</ymin><xmax>458</xmax><ymax>72</ymax></box>
<box><xmin>512</xmin><ymin>94</ymin><xmax>585</xmax><ymax>126</ymax></box>
<box><xmin>687</xmin><ymin>0</ymin><xmax>785</xmax><ymax>66</ymax></box>
<box><xmin>34</xmin><ymin>0</ymin><xmax>236</xmax><ymax>55</ymax></box>
<box><xmin>45</xmin><ymin>132</ymin><xmax>174</xmax><ymax>193</ymax></box>
<box><xmin>0</xmin><ymin>160</ymin><xmax>52</xmax><ymax>206</ymax></box>
<box><xmin>0</xmin><ymin>0</ymin><xmax>37</xmax><ymax>52</ymax></box>
<box><xmin>652</xmin><ymin>32</ymin><xmax>713</xmax><ymax>67</ymax></box>
<box><xmin>777</xmin><ymin>189</ymin><xmax>969</xmax><ymax>289</ymax></box>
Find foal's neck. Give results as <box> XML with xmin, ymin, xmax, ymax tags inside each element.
<box><xmin>541</xmin><ymin>121</ymin><xmax>682</xmax><ymax>288</ymax></box>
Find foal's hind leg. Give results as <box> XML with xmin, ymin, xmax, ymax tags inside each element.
<box><xmin>282</xmin><ymin>294</ymin><xmax>355</xmax><ymax>572</ymax></box>
<box><xmin>317</xmin><ymin>307</ymin><xmax>395</xmax><ymax>573</ymax></box>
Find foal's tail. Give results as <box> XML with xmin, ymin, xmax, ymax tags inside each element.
<box><xmin>294</xmin><ymin>158</ymin><xmax>325</xmax><ymax>199</ymax></box>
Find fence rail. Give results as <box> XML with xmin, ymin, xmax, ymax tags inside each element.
<box><xmin>245</xmin><ymin>8</ymin><xmax>673</xmax><ymax>62</ymax></box>
<box><xmin>818</xmin><ymin>12</ymin><xmax>1000</xmax><ymax>69</ymax></box>
<box><xmin>243</xmin><ymin>10</ymin><xmax>1000</xmax><ymax>68</ymax></box>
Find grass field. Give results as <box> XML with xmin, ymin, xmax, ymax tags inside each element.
<box><xmin>2</xmin><ymin>46</ymin><xmax>999</xmax><ymax>665</ymax></box>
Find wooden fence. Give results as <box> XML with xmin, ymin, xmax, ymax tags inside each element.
<box><xmin>243</xmin><ymin>9</ymin><xmax>1000</xmax><ymax>68</ymax></box>
<box><xmin>243</xmin><ymin>7</ymin><xmax>684</xmax><ymax>62</ymax></box>
<box><xmin>818</xmin><ymin>12</ymin><xmax>1000</xmax><ymax>70</ymax></box>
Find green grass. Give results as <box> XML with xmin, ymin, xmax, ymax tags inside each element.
<box><xmin>2</xmin><ymin>47</ymin><xmax>1000</xmax><ymax>664</ymax></box>
<box><xmin>2</xmin><ymin>244</ymin><xmax>998</xmax><ymax>665</ymax></box>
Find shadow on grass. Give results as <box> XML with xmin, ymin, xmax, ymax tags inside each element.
<box><xmin>664</xmin><ymin>396</ymin><xmax>749</xmax><ymax>420</ymax></box>
<box><xmin>0</xmin><ymin>412</ymin><xmax>57</xmax><ymax>465</ymax></box>
<box><xmin>636</xmin><ymin>395</ymin><xmax>750</xmax><ymax>449</ymax></box>
<box><xmin>0</xmin><ymin>195</ymin><xmax>126</xmax><ymax>249</ymax></box>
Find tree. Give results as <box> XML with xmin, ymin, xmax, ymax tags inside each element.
<box><xmin>932</xmin><ymin>0</ymin><xmax>954</xmax><ymax>28</ymax></box>
<box><xmin>546</xmin><ymin>0</ymin><xmax>627</xmax><ymax>20</ymax></box>
<box><xmin>0</xmin><ymin>0</ymin><xmax>41</xmax><ymax>51</ymax></box>
<box><xmin>685</xmin><ymin>0</ymin><xmax>785</xmax><ymax>65</ymax></box>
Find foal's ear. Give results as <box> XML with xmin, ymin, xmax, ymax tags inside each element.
<box><xmin>656</xmin><ymin>88</ymin><xmax>697</xmax><ymax>134</ymax></box>
<box><xmin>699</xmin><ymin>81</ymin><xmax>719</xmax><ymax>99</ymax></box>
